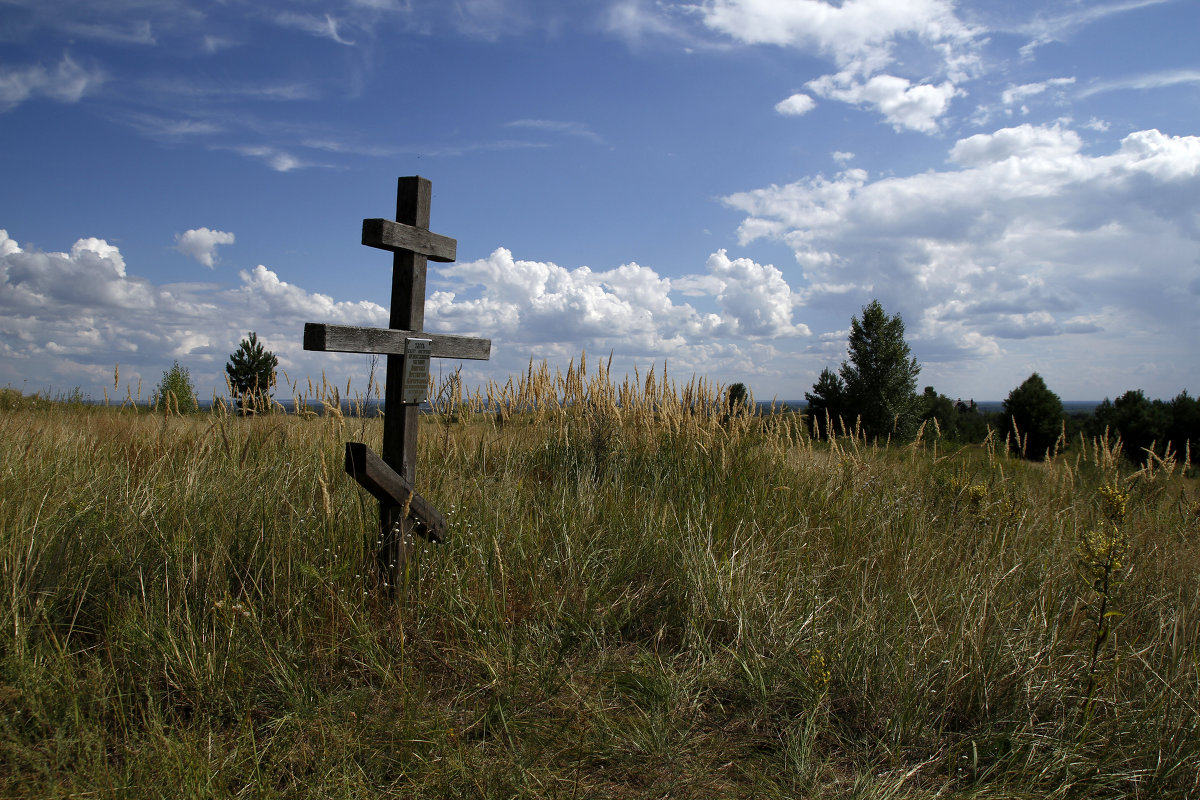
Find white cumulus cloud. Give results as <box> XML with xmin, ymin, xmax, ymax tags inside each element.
<box><xmin>1</xmin><ymin>229</ymin><xmax>813</xmax><ymax>402</ymax></box>
<box><xmin>807</xmin><ymin>72</ymin><xmax>960</xmax><ymax>133</ymax></box>
<box><xmin>175</xmin><ymin>228</ymin><xmax>235</xmax><ymax>268</ymax></box>
<box><xmin>721</xmin><ymin>124</ymin><xmax>1200</xmax><ymax>397</ymax></box>
<box><xmin>429</xmin><ymin>248</ymin><xmax>703</xmax><ymax>347</ymax></box>
<box><xmin>0</xmin><ymin>229</ymin><xmax>386</xmax><ymax>400</ymax></box>
<box><xmin>775</xmin><ymin>93</ymin><xmax>816</xmax><ymax>116</ymax></box>
<box><xmin>684</xmin><ymin>0</ymin><xmax>980</xmax><ymax>132</ymax></box>
<box><xmin>426</xmin><ymin>246</ymin><xmax>809</xmax><ymax>347</ymax></box>
<box><xmin>422</xmin><ymin>246</ymin><xmax>812</xmax><ymax>387</ymax></box>
<box><xmin>706</xmin><ymin>250</ymin><xmax>808</xmax><ymax>337</ymax></box>
<box><xmin>697</xmin><ymin>0</ymin><xmax>977</xmax><ymax>74</ymax></box>
<box><xmin>948</xmin><ymin>123</ymin><xmax>1082</xmax><ymax>166</ymax></box>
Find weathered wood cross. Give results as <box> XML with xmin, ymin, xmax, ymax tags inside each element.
<box><xmin>303</xmin><ymin>176</ymin><xmax>491</xmax><ymax>582</ymax></box>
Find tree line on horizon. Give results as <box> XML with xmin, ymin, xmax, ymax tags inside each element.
<box><xmin>799</xmin><ymin>300</ymin><xmax>1200</xmax><ymax>466</ymax></box>
<box><xmin>145</xmin><ymin>315</ymin><xmax>1198</xmax><ymax>468</ymax></box>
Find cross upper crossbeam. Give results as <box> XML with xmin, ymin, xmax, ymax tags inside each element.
<box><xmin>362</xmin><ymin>218</ymin><xmax>457</xmax><ymax>263</ymax></box>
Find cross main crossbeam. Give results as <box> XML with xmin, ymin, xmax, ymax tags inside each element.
<box><xmin>303</xmin><ymin>323</ymin><xmax>490</xmax><ymax>361</ymax></box>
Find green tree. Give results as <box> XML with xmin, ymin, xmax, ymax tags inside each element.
<box><xmin>225</xmin><ymin>332</ymin><xmax>278</xmax><ymax>413</ymax></box>
<box><xmin>726</xmin><ymin>382</ymin><xmax>750</xmax><ymax>413</ymax></box>
<box><xmin>153</xmin><ymin>360</ymin><xmax>197</xmax><ymax>413</ymax></box>
<box><xmin>954</xmin><ymin>399</ymin><xmax>991</xmax><ymax>443</ymax></box>
<box><xmin>804</xmin><ymin>367</ymin><xmax>847</xmax><ymax>438</ymax></box>
<box><xmin>723</xmin><ymin>382</ymin><xmax>752</xmax><ymax>425</ymax></box>
<box><xmin>1089</xmin><ymin>389</ymin><xmax>1173</xmax><ymax>464</ymax></box>
<box><xmin>838</xmin><ymin>300</ymin><xmax>921</xmax><ymax>441</ymax></box>
<box><xmin>919</xmin><ymin>386</ymin><xmax>958</xmax><ymax>439</ymax></box>
<box><xmin>1003</xmin><ymin>373</ymin><xmax>1064</xmax><ymax>460</ymax></box>
<box><xmin>1167</xmin><ymin>391</ymin><xmax>1200</xmax><ymax>465</ymax></box>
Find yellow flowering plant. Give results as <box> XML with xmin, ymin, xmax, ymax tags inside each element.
<box><xmin>1078</xmin><ymin>483</ymin><xmax>1131</xmax><ymax>711</ymax></box>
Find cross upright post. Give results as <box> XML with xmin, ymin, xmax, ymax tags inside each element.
<box><xmin>303</xmin><ymin>176</ymin><xmax>491</xmax><ymax>587</ymax></box>
<box><xmin>381</xmin><ymin>176</ymin><xmax>432</xmax><ymax>577</ymax></box>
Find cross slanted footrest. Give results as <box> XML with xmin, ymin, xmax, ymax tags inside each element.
<box><xmin>344</xmin><ymin>442</ymin><xmax>445</xmax><ymax>543</ymax></box>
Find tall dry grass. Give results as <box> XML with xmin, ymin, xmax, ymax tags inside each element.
<box><xmin>0</xmin><ymin>363</ymin><xmax>1197</xmax><ymax>798</ymax></box>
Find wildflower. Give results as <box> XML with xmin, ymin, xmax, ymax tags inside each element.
<box><xmin>1078</xmin><ymin>486</ymin><xmax>1133</xmax><ymax>710</ymax></box>
<box><xmin>1098</xmin><ymin>483</ymin><xmax>1128</xmax><ymax>523</ymax></box>
<box><xmin>802</xmin><ymin>648</ymin><xmax>832</xmax><ymax>690</ymax></box>
<box><xmin>1079</xmin><ymin>525</ymin><xmax>1129</xmax><ymax>586</ymax></box>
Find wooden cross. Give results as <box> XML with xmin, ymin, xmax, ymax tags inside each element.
<box><xmin>304</xmin><ymin>176</ymin><xmax>491</xmax><ymax>583</ymax></box>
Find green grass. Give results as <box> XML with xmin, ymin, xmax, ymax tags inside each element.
<box><xmin>1</xmin><ymin>373</ymin><xmax>1198</xmax><ymax>798</ymax></box>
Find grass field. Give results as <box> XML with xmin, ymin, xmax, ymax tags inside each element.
<box><xmin>1</xmin><ymin>362</ymin><xmax>1198</xmax><ymax>798</ymax></box>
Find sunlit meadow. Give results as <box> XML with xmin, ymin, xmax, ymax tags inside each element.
<box><xmin>1</xmin><ymin>355</ymin><xmax>1198</xmax><ymax>798</ymax></box>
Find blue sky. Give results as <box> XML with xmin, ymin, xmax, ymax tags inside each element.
<box><xmin>2</xmin><ymin>0</ymin><xmax>1198</xmax><ymax>404</ymax></box>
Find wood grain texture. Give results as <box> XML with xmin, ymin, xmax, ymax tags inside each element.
<box><xmin>380</xmin><ymin>177</ymin><xmax>432</xmax><ymax>577</ymax></box>
<box><xmin>303</xmin><ymin>323</ymin><xmax>491</xmax><ymax>360</ymax></box>
<box><xmin>361</xmin><ymin>218</ymin><xmax>456</xmax><ymax>262</ymax></box>
<box><xmin>383</xmin><ymin>176</ymin><xmax>432</xmax><ymax>479</ymax></box>
<box><xmin>345</xmin><ymin>442</ymin><xmax>446</xmax><ymax>543</ymax></box>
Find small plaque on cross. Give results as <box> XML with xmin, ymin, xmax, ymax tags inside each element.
<box><xmin>401</xmin><ymin>337</ymin><xmax>432</xmax><ymax>403</ymax></box>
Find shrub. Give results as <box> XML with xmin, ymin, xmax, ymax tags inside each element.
<box><xmin>152</xmin><ymin>360</ymin><xmax>197</xmax><ymax>413</ymax></box>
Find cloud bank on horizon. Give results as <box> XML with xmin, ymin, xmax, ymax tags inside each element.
<box><xmin>0</xmin><ymin>0</ymin><xmax>1197</xmax><ymax>402</ymax></box>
